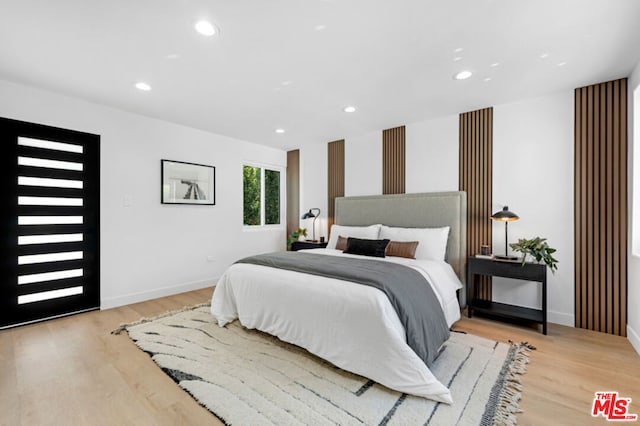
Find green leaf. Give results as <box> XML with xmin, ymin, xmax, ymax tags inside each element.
<box><xmin>508</xmin><ymin>236</ymin><xmax>558</xmax><ymax>272</ymax></box>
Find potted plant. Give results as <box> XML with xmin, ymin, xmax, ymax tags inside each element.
<box><xmin>509</xmin><ymin>237</ymin><xmax>558</xmax><ymax>272</ymax></box>
<box><xmin>287</xmin><ymin>228</ymin><xmax>307</xmax><ymax>250</ymax></box>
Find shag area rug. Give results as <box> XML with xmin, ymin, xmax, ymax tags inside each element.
<box><xmin>113</xmin><ymin>305</ymin><xmax>531</xmax><ymax>425</ymax></box>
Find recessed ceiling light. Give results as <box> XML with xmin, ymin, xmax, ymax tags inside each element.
<box><xmin>490</xmin><ymin>62</ymin><xmax>500</xmax><ymax>67</ymax></box>
<box><xmin>275</xmin><ymin>128</ymin><xmax>285</xmax><ymax>134</ymax></box>
<box><xmin>453</xmin><ymin>70</ymin><xmax>473</xmax><ymax>80</ymax></box>
<box><xmin>454</xmin><ymin>47</ymin><xmax>464</xmax><ymax>53</ymax></box>
<box><xmin>540</xmin><ymin>53</ymin><xmax>549</xmax><ymax>59</ymax></box>
<box><xmin>484</xmin><ymin>77</ymin><xmax>492</xmax><ymax>82</ymax></box>
<box><xmin>165</xmin><ymin>54</ymin><xmax>180</xmax><ymax>60</ymax></box>
<box><xmin>557</xmin><ymin>61</ymin><xmax>567</xmax><ymax>67</ymax></box>
<box><xmin>135</xmin><ymin>82</ymin><xmax>151</xmax><ymax>91</ymax></box>
<box><xmin>195</xmin><ymin>20</ymin><xmax>217</xmax><ymax>36</ymax></box>
<box><xmin>453</xmin><ymin>57</ymin><xmax>462</xmax><ymax>62</ymax></box>
<box><xmin>314</xmin><ymin>24</ymin><xmax>327</xmax><ymax>31</ymax></box>
<box><xmin>343</xmin><ymin>106</ymin><xmax>356</xmax><ymax>113</ymax></box>
<box><xmin>281</xmin><ymin>81</ymin><xmax>292</xmax><ymax>86</ymax></box>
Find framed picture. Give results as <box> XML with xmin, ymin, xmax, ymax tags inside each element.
<box><xmin>161</xmin><ymin>159</ymin><xmax>215</xmax><ymax>205</ymax></box>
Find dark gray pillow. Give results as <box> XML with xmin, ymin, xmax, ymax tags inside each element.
<box><xmin>344</xmin><ymin>237</ymin><xmax>390</xmax><ymax>258</ymax></box>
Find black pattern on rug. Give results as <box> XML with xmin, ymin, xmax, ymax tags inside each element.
<box><xmin>114</xmin><ymin>305</ymin><xmax>531</xmax><ymax>426</ymax></box>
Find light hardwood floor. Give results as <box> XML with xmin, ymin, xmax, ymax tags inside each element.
<box><xmin>1</xmin><ymin>287</ymin><xmax>638</xmax><ymax>425</ymax></box>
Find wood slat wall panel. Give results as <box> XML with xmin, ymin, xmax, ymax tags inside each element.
<box><xmin>619</xmin><ymin>79</ymin><xmax>628</xmax><ymax>337</ymax></box>
<box><xmin>327</xmin><ymin>140</ymin><xmax>345</xmax><ymax>232</ymax></box>
<box><xmin>459</xmin><ymin>107</ymin><xmax>493</xmax><ymax>300</ymax></box>
<box><xmin>382</xmin><ymin>126</ymin><xmax>406</xmax><ymax>194</ymax></box>
<box><xmin>574</xmin><ymin>78</ymin><xmax>627</xmax><ymax>336</ymax></box>
<box><xmin>286</xmin><ymin>149</ymin><xmax>300</xmax><ymax>238</ymax></box>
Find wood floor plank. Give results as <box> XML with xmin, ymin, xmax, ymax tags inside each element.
<box><xmin>454</xmin><ymin>316</ymin><xmax>640</xmax><ymax>425</ymax></box>
<box><xmin>0</xmin><ymin>287</ymin><xmax>638</xmax><ymax>425</ymax></box>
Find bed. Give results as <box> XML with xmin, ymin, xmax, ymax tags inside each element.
<box><xmin>211</xmin><ymin>191</ymin><xmax>467</xmax><ymax>403</ymax></box>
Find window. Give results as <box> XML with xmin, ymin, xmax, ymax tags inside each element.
<box><xmin>243</xmin><ymin>164</ymin><xmax>281</xmax><ymax>226</ymax></box>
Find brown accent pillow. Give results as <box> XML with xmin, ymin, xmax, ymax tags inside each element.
<box><xmin>335</xmin><ymin>235</ymin><xmax>348</xmax><ymax>251</ymax></box>
<box><xmin>386</xmin><ymin>241</ymin><xmax>419</xmax><ymax>259</ymax></box>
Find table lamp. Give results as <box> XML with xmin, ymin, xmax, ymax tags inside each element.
<box><xmin>301</xmin><ymin>208</ymin><xmax>321</xmax><ymax>241</ymax></box>
<box><xmin>490</xmin><ymin>206</ymin><xmax>519</xmax><ymax>259</ymax></box>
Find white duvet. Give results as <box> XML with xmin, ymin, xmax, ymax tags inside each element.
<box><xmin>210</xmin><ymin>248</ymin><xmax>462</xmax><ymax>403</ymax></box>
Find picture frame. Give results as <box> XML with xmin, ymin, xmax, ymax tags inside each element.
<box><xmin>161</xmin><ymin>159</ymin><xmax>215</xmax><ymax>205</ymax></box>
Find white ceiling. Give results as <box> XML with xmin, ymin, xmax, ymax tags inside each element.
<box><xmin>1</xmin><ymin>0</ymin><xmax>639</xmax><ymax>151</ymax></box>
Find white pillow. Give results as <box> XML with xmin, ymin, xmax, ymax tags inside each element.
<box><xmin>379</xmin><ymin>225</ymin><xmax>450</xmax><ymax>261</ymax></box>
<box><xmin>327</xmin><ymin>224</ymin><xmax>381</xmax><ymax>249</ymax></box>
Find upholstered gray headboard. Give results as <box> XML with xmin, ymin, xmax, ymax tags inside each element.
<box><xmin>334</xmin><ymin>191</ymin><xmax>467</xmax><ymax>306</ymax></box>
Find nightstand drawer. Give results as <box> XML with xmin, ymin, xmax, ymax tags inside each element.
<box><xmin>467</xmin><ymin>257</ymin><xmax>545</xmax><ymax>281</ymax></box>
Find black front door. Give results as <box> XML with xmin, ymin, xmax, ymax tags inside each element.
<box><xmin>0</xmin><ymin>117</ymin><xmax>100</xmax><ymax>328</ymax></box>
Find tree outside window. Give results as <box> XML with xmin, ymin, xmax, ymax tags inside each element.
<box><xmin>243</xmin><ymin>165</ymin><xmax>261</xmax><ymax>226</ymax></box>
<box><xmin>264</xmin><ymin>169</ymin><xmax>280</xmax><ymax>225</ymax></box>
<box><xmin>243</xmin><ymin>165</ymin><xmax>281</xmax><ymax>226</ymax></box>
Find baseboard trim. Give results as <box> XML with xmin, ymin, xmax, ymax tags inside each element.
<box><xmin>101</xmin><ymin>277</ymin><xmax>218</xmax><ymax>310</ymax></box>
<box><xmin>548</xmin><ymin>310</ymin><xmax>574</xmax><ymax>327</ymax></box>
<box><xmin>628</xmin><ymin>324</ymin><xmax>640</xmax><ymax>356</ymax></box>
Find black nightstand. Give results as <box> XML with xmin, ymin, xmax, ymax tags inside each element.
<box><xmin>467</xmin><ymin>256</ymin><xmax>547</xmax><ymax>334</ymax></box>
<box><xmin>291</xmin><ymin>241</ymin><xmax>328</xmax><ymax>251</ymax></box>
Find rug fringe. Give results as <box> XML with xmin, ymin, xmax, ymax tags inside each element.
<box><xmin>490</xmin><ymin>342</ymin><xmax>532</xmax><ymax>426</ymax></box>
<box><xmin>111</xmin><ymin>302</ymin><xmax>211</xmax><ymax>335</ymax></box>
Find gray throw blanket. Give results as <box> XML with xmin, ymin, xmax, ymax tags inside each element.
<box><xmin>236</xmin><ymin>251</ymin><xmax>450</xmax><ymax>367</ymax></box>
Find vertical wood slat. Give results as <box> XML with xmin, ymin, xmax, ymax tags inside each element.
<box><xmin>485</xmin><ymin>108</ymin><xmax>493</xmax><ymax>301</ymax></box>
<box><xmin>327</xmin><ymin>140</ymin><xmax>345</xmax><ymax>232</ymax></box>
<box><xmin>382</xmin><ymin>126</ymin><xmax>406</xmax><ymax>194</ymax></box>
<box><xmin>619</xmin><ymin>79</ymin><xmax>628</xmax><ymax>338</ymax></box>
<box><xmin>574</xmin><ymin>78</ymin><xmax>627</xmax><ymax>337</ymax></box>
<box><xmin>606</xmin><ymin>82</ymin><xmax>613</xmax><ymax>334</ymax></box>
<box><xmin>574</xmin><ymin>88</ymin><xmax>582</xmax><ymax>329</ymax></box>
<box><xmin>459</xmin><ymin>107</ymin><xmax>493</xmax><ymax>301</ymax></box>
<box><xmin>286</xmin><ymin>149</ymin><xmax>300</xmax><ymax>238</ymax></box>
<box><xmin>581</xmin><ymin>86</ymin><xmax>590</xmax><ymax>327</ymax></box>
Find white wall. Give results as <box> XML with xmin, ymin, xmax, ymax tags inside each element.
<box><xmin>341</xmin><ymin>116</ymin><xmax>460</xmax><ymax>197</ymax></box>
<box><xmin>492</xmin><ymin>92</ymin><xmax>575</xmax><ymax>326</ymax></box>
<box><xmin>299</xmin><ymin>142</ymin><xmax>328</xmax><ymax>240</ymax></box>
<box><xmin>627</xmin><ymin>60</ymin><xmax>640</xmax><ymax>354</ymax></box>
<box><xmin>0</xmin><ymin>80</ymin><xmax>287</xmax><ymax>309</ymax></box>
<box><xmin>406</xmin><ymin>115</ymin><xmax>459</xmax><ymax>193</ymax></box>
<box><xmin>345</xmin><ymin>130</ymin><xmax>382</xmax><ymax>196</ymax></box>
<box><xmin>298</xmin><ymin>90</ymin><xmax>576</xmax><ymax>326</ymax></box>
<box><xmin>300</xmin><ymin>116</ymin><xmax>459</xmax><ymax>236</ymax></box>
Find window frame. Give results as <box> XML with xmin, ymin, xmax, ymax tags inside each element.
<box><xmin>242</xmin><ymin>162</ymin><xmax>285</xmax><ymax>230</ymax></box>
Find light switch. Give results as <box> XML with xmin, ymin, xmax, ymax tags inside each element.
<box><xmin>123</xmin><ymin>195</ymin><xmax>132</xmax><ymax>207</ymax></box>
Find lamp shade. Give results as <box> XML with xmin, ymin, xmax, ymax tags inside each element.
<box><xmin>301</xmin><ymin>209</ymin><xmax>318</xmax><ymax>219</ymax></box>
<box><xmin>490</xmin><ymin>206</ymin><xmax>519</xmax><ymax>222</ymax></box>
